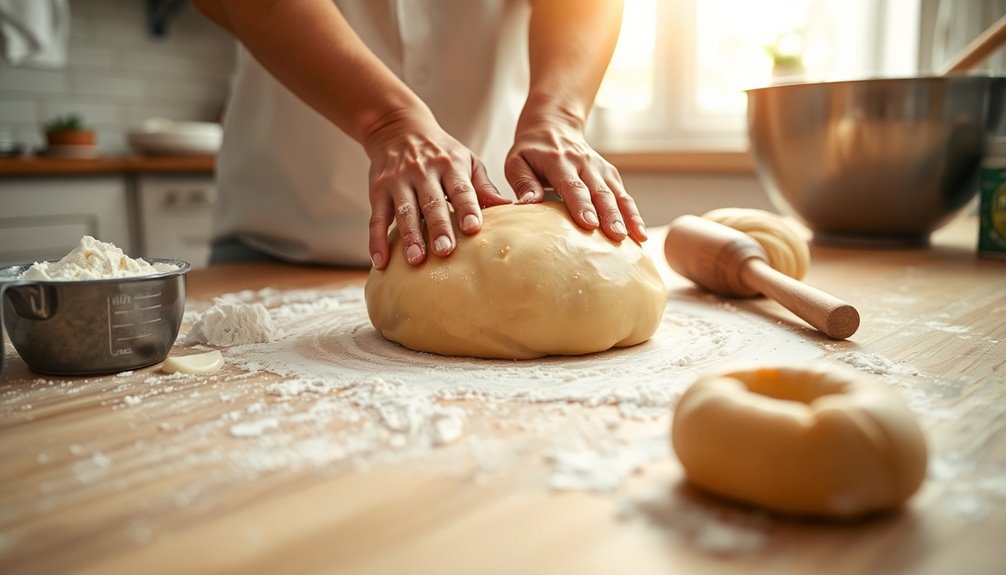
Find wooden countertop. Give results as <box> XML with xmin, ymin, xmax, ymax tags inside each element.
<box><xmin>2</xmin><ymin>214</ymin><xmax>1005</xmax><ymax>574</ymax></box>
<box><xmin>0</xmin><ymin>155</ymin><xmax>215</xmax><ymax>176</ymax></box>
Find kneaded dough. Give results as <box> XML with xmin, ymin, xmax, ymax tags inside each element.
<box><xmin>365</xmin><ymin>202</ymin><xmax>667</xmax><ymax>359</ymax></box>
<box><xmin>703</xmin><ymin>208</ymin><xmax>810</xmax><ymax>279</ymax></box>
<box><xmin>671</xmin><ymin>363</ymin><xmax>927</xmax><ymax>519</ymax></box>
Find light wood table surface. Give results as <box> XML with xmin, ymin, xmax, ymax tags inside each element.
<box><xmin>1</xmin><ymin>214</ymin><xmax>1004</xmax><ymax>574</ymax></box>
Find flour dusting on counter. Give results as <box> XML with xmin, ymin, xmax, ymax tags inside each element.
<box><xmin>151</xmin><ymin>285</ymin><xmax>825</xmax><ymax>490</ymax></box>
<box><xmin>4</xmin><ymin>282</ymin><xmax>992</xmax><ymax>554</ymax></box>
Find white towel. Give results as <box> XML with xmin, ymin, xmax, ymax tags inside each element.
<box><xmin>0</xmin><ymin>0</ymin><xmax>70</xmax><ymax>68</ymax></box>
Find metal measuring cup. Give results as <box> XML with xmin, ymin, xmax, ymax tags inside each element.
<box><xmin>0</xmin><ymin>259</ymin><xmax>190</xmax><ymax>376</ymax></box>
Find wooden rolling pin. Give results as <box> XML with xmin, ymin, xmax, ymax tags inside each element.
<box><xmin>664</xmin><ymin>215</ymin><xmax>860</xmax><ymax>339</ymax></box>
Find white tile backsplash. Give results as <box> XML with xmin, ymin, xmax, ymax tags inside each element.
<box><xmin>0</xmin><ymin>68</ymin><xmax>70</xmax><ymax>95</ymax></box>
<box><xmin>0</xmin><ymin>99</ymin><xmax>38</xmax><ymax>124</ymax></box>
<box><xmin>0</xmin><ymin>0</ymin><xmax>235</xmax><ymax>154</ymax></box>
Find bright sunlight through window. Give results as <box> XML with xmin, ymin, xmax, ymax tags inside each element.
<box><xmin>592</xmin><ymin>0</ymin><xmax>920</xmax><ymax>150</ymax></box>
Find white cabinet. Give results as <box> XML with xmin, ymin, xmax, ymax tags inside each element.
<box><xmin>135</xmin><ymin>175</ymin><xmax>216</xmax><ymax>268</ymax></box>
<box><xmin>0</xmin><ymin>177</ymin><xmax>133</xmax><ymax>267</ymax></box>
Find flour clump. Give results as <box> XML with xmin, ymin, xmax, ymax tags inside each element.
<box><xmin>365</xmin><ymin>202</ymin><xmax>667</xmax><ymax>359</ymax></box>
<box><xmin>21</xmin><ymin>235</ymin><xmax>179</xmax><ymax>281</ymax></box>
<box><xmin>186</xmin><ymin>301</ymin><xmax>281</xmax><ymax>347</ymax></box>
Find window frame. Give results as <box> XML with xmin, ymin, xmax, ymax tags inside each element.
<box><xmin>589</xmin><ymin>0</ymin><xmax>924</xmax><ymax>154</ymax></box>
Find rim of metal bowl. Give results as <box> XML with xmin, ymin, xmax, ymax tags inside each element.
<box><xmin>0</xmin><ymin>258</ymin><xmax>191</xmax><ymax>285</ymax></box>
<box><xmin>745</xmin><ymin>74</ymin><xmax>1003</xmax><ymax>95</ymax></box>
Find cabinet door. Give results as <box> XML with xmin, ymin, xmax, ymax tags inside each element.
<box><xmin>0</xmin><ymin>177</ymin><xmax>132</xmax><ymax>266</ymax></box>
<box><xmin>136</xmin><ymin>175</ymin><xmax>215</xmax><ymax>268</ymax></box>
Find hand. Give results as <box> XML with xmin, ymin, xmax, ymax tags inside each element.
<box><xmin>364</xmin><ymin>108</ymin><xmax>512</xmax><ymax>269</ymax></box>
<box><xmin>504</xmin><ymin>119</ymin><xmax>647</xmax><ymax>243</ymax></box>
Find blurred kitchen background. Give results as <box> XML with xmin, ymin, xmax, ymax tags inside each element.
<box><xmin>0</xmin><ymin>0</ymin><xmax>1003</xmax><ymax>268</ymax></box>
<box><xmin>0</xmin><ymin>0</ymin><xmax>232</xmax><ymax>154</ymax></box>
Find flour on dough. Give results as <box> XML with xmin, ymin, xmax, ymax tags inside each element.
<box><xmin>365</xmin><ymin>202</ymin><xmax>667</xmax><ymax>359</ymax></box>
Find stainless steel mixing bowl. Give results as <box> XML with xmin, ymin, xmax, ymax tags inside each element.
<box><xmin>747</xmin><ymin>76</ymin><xmax>1005</xmax><ymax>246</ymax></box>
<box><xmin>0</xmin><ymin>259</ymin><xmax>190</xmax><ymax>376</ymax></box>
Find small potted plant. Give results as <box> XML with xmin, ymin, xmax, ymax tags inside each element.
<box><xmin>43</xmin><ymin>113</ymin><xmax>96</xmax><ymax>148</ymax></box>
<box><xmin>764</xmin><ymin>30</ymin><xmax>806</xmax><ymax>83</ymax></box>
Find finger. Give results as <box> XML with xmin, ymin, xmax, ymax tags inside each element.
<box><xmin>415</xmin><ymin>176</ymin><xmax>456</xmax><ymax>258</ymax></box>
<box><xmin>505</xmin><ymin>153</ymin><xmax>547</xmax><ymax>204</ymax></box>
<box><xmin>544</xmin><ymin>164</ymin><xmax>597</xmax><ymax>230</ymax></box>
<box><xmin>392</xmin><ymin>187</ymin><xmax>426</xmax><ymax>266</ymax></box>
<box><xmin>580</xmin><ymin>171</ymin><xmax>625</xmax><ymax>242</ymax></box>
<box><xmin>368</xmin><ymin>194</ymin><xmax>395</xmax><ymax>270</ymax></box>
<box><xmin>608</xmin><ymin>174</ymin><xmax>648</xmax><ymax>242</ymax></box>
<box><xmin>442</xmin><ymin>171</ymin><xmax>483</xmax><ymax>236</ymax></box>
<box><xmin>471</xmin><ymin>159</ymin><xmax>511</xmax><ymax>209</ymax></box>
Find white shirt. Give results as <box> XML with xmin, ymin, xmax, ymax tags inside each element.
<box><xmin>214</xmin><ymin>0</ymin><xmax>531</xmax><ymax>266</ymax></box>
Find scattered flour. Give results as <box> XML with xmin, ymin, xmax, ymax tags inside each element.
<box><xmin>547</xmin><ymin>435</ymin><xmax>670</xmax><ymax>492</ymax></box>
<box><xmin>154</xmin><ymin>286</ymin><xmax>822</xmax><ymax>489</ymax></box>
<box><xmin>21</xmin><ymin>235</ymin><xmax>178</xmax><ymax>281</ymax></box>
<box><xmin>230</xmin><ymin>417</ymin><xmax>280</xmax><ymax>438</ymax></box>
<box><xmin>71</xmin><ymin>451</ymin><xmax>112</xmax><ymax>484</ymax></box>
<box><xmin>834</xmin><ymin>351</ymin><xmax>921</xmax><ymax>377</ymax></box>
<box><xmin>8</xmin><ymin>281</ymin><xmax>998</xmax><ymax>550</ymax></box>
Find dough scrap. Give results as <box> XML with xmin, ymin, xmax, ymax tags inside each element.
<box><xmin>365</xmin><ymin>202</ymin><xmax>667</xmax><ymax>359</ymax></box>
<box><xmin>161</xmin><ymin>350</ymin><xmax>224</xmax><ymax>374</ymax></box>
<box><xmin>703</xmin><ymin>208</ymin><xmax>810</xmax><ymax>279</ymax></box>
<box><xmin>671</xmin><ymin>363</ymin><xmax>927</xmax><ymax>519</ymax></box>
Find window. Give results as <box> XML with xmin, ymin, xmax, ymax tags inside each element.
<box><xmin>590</xmin><ymin>0</ymin><xmax>923</xmax><ymax>152</ymax></box>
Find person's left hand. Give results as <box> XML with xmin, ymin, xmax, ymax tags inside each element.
<box><xmin>504</xmin><ymin>119</ymin><xmax>647</xmax><ymax>243</ymax></box>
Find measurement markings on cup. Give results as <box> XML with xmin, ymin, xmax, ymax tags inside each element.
<box><xmin>107</xmin><ymin>292</ymin><xmax>164</xmax><ymax>356</ymax></box>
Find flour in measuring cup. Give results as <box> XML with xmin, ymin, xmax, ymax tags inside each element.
<box><xmin>21</xmin><ymin>235</ymin><xmax>178</xmax><ymax>281</ymax></box>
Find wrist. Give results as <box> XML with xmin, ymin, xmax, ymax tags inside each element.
<box><xmin>517</xmin><ymin>91</ymin><xmax>588</xmax><ymax>134</ymax></box>
<box><xmin>359</xmin><ymin>101</ymin><xmax>438</xmax><ymax>155</ymax></box>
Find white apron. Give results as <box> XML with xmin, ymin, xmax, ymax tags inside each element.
<box><xmin>214</xmin><ymin>0</ymin><xmax>531</xmax><ymax>266</ymax></box>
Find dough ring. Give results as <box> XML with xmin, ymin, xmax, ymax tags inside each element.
<box><xmin>671</xmin><ymin>363</ymin><xmax>927</xmax><ymax>519</ymax></box>
<box><xmin>702</xmin><ymin>208</ymin><xmax>810</xmax><ymax>280</ymax></box>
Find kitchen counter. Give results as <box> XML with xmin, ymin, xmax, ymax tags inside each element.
<box><xmin>0</xmin><ymin>155</ymin><xmax>214</xmax><ymax>176</ymax></box>
<box><xmin>1</xmin><ymin>214</ymin><xmax>1004</xmax><ymax>574</ymax></box>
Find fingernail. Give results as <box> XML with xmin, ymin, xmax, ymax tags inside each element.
<box><xmin>406</xmin><ymin>243</ymin><xmax>423</xmax><ymax>264</ymax></box>
<box><xmin>520</xmin><ymin>192</ymin><xmax>535</xmax><ymax>203</ymax></box>
<box><xmin>371</xmin><ymin>252</ymin><xmax>384</xmax><ymax>268</ymax></box>
<box><xmin>634</xmin><ymin>217</ymin><xmax>649</xmax><ymax>240</ymax></box>
<box><xmin>612</xmin><ymin>220</ymin><xmax>627</xmax><ymax>236</ymax></box>
<box><xmin>582</xmin><ymin>210</ymin><xmax>599</xmax><ymax>227</ymax></box>
<box><xmin>462</xmin><ymin>214</ymin><xmax>479</xmax><ymax>231</ymax></box>
<box><xmin>434</xmin><ymin>235</ymin><xmax>452</xmax><ymax>254</ymax></box>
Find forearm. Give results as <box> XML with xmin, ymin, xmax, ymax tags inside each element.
<box><xmin>193</xmin><ymin>0</ymin><xmax>432</xmax><ymax>144</ymax></box>
<box><xmin>521</xmin><ymin>0</ymin><xmax>623</xmax><ymax>130</ymax></box>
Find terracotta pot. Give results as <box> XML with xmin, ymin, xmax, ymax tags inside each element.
<box><xmin>46</xmin><ymin>130</ymin><xmax>96</xmax><ymax>147</ymax></box>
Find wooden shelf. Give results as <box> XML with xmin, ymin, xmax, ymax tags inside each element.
<box><xmin>0</xmin><ymin>155</ymin><xmax>215</xmax><ymax>176</ymax></box>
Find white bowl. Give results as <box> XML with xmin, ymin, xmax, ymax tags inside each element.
<box><xmin>128</xmin><ymin>118</ymin><xmax>222</xmax><ymax>156</ymax></box>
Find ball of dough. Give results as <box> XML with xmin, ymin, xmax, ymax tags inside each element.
<box><xmin>365</xmin><ymin>202</ymin><xmax>667</xmax><ymax>359</ymax></box>
<box><xmin>671</xmin><ymin>363</ymin><xmax>927</xmax><ymax>519</ymax></box>
<box><xmin>702</xmin><ymin>208</ymin><xmax>810</xmax><ymax>279</ymax></box>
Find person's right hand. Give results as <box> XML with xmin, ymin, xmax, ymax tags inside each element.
<box><xmin>362</xmin><ymin>108</ymin><xmax>512</xmax><ymax>270</ymax></box>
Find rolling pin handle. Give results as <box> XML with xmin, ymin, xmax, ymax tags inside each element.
<box><xmin>739</xmin><ymin>258</ymin><xmax>860</xmax><ymax>339</ymax></box>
